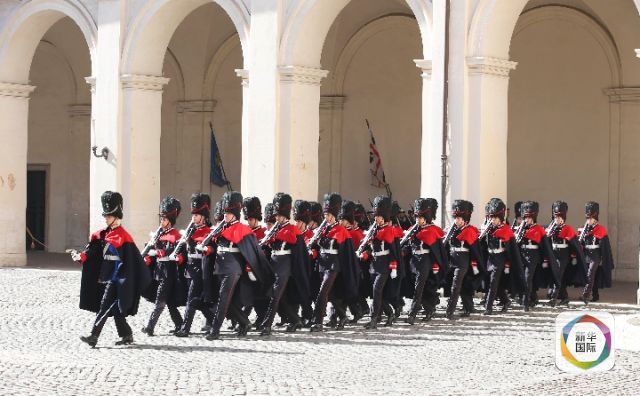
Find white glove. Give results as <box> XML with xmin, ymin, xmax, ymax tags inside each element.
<box><xmin>571</xmin><ymin>257</ymin><xmax>577</xmax><ymax>266</ymax></box>
<box><xmin>168</xmin><ymin>252</ymin><xmax>177</xmax><ymax>261</ymax></box>
<box><xmin>369</xmin><ymin>265</ymin><xmax>375</xmax><ymax>275</ymax></box>
<box><xmin>542</xmin><ymin>261</ymin><xmax>549</xmax><ymax>268</ymax></box>
<box><xmin>70</xmin><ymin>250</ymin><xmax>82</xmax><ymax>262</ymax></box>
<box><xmin>147</xmin><ymin>249</ymin><xmax>157</xmax><ymax>257</ymax></box>
<box><xmin>248</xmin><ymin>271</ymin><xmax>257</xmax><ymax>282</ymax></box>
<box><xmin>504</xmin><ymin>266</ymin><xmax>510</xmax><ymax>274</ymax></box>
<box><xmin>195</xmin><ymin>244</ymin><xmax>206</xmax><ymax>252</ymax></box>
<box><xmin>390</xmin><ymin>269</ymin><xmax>397</xmax><ymax>279</ymax></box>
<box><xmin>471</xmin><ymin>264</ymin><xmax>479</xmax><ymax>275</ymax></box>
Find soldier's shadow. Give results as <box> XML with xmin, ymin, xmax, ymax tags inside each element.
<box><xmin>101</xmin><ymin>343</ymin><xmax>303</xmax><ymax>354</ymax></box>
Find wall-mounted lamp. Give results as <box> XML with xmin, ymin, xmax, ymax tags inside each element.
<box><xmin>92</xmin><ymin>146</ymin><xmax>110</xmax><ymax>161</ymax></box>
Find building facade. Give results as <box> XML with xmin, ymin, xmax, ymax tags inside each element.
<box><xmin>1</xmin><ymin>0</ymin><xmax>639</xmax><ymax>297</ymax></box>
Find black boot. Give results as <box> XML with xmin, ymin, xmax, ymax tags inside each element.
<box><xmin>364</xmin><ymin>320</ymin><xmax>377</xmax><ymax>330</ymax></box>
<box><xmin>174</xmin><ymin>329</ymin><xmax>190</xmax><ymax>338</ymax></box>
<box><xmin>310</xmin><ymin>323</ymin><xmax>323</xmax><ymax>332</ymax></box>
<box><xmin>502</xmin><ymin>299</ymin><xmax>511</xmax><ymax>312</ymax></box>
<box><xmin>236</xmin><ymin>323</ymin><xmax>249</xmax><ymax>337</ymax></box>
<box><xmin>115</xmin><ymin>334</ymin><xmax>133</xmax><ymax>346</ymax></box>
<box><xmin>285</xmin><ymin>322</ymin><xmax>302</xmax><ymax>333</ymax></box>
<box><xmin>405</xmin><ymin>313</ymin><xmax>417</xmax><ymax>325</ymax></box>
<box><xmin>205</xmin><ymin>329</ymin><xmax>220</xmax><ymax>341</ymax></box>
<box><xmin>259</xmin><ymin>327</ymin><xmax>272</xmax><ymax>336</ymax></box>
<box><xmin>80</xmin><ymin>334</ymin><xmax>98</xmax><ymax>348</ymax></box>
<box><xmin>335</xmin><ymin>317</ymin><xmax>347</xmax><ymax>331</ymax></box>
<box><xmin>141</xmin><ymin>326</ymin><xmax>154</xmax><ymax>337</ymax></box>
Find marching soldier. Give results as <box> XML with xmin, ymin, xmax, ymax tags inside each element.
<box><xmin>141</xmin><ymin>196</ymin><xmax>186</xmax><ymax>336</ymax></box>
<box><xmin>308</xmin><ymin>193</ymin><xmax>358</xmax><ymax>332</ymax></box>
<box><xmin>481</xmin><ymin>198</ymin><xmax>524</xmax><ymax>315</ymax></box>
<box><xmin>339</xmin><ymin>200</ymin><xmax>365</xmax><ymax>322</ymax></box>
<box><xmin>443</xmin><ymin>200</ymin><xmax>482</xmax><ymax>320</ymax></box>
<box><xmin>403</xmin><ymin>198</ymin><xmax>447</xmax><ymax>324</ymax></box>
<box><xmin>260</xmin><ymin>193</ymin><xmax>310</xmax><ymax>335</ymax></box>
<box><xmin>358</xmin><ymin>196</ymin><xmax>400</xmax><ymax>329</ymax></box>
<box><xmin>204</xmin><ymin>191</ymin><xmax>272</xmax><ymax>340</ymax></box>
<box><xmin>293</xmin><ymin>200</ymin><xmax>314</xmax><ymax>241</ymax></box>
<box><xmin>516</xmin><ymin>201</ymin><xmax>560</xmax><ymax>311</ymax></box>
<box><xmin>511</xmin><ymin>201</ymin><xmax>523</xmax><ymax>231</ymax></box>
<box><xmin>580</xmin><ymin>201</ymin><xmax>614</xmax><ymax>304</ymax></box>
<box><xmin>243</xmin><ymin>197</ymin><xmax>265</xmax><ymax>241</ymax></box>
<box><xmin>385</xmin><ymin>201</ymin><xmax>406</xmax><ymax>322</ymax></box>
<box><xmin>546</xmin><ymin>201</ymin><xmax>586</xmax><ymax>306</ymax></box>
<box><xmin>292</xmin><ymin>200</ymin><xmax>315</xmax><ymax>325</ymax></box>
<box><xmin>353</xmin><ymin>203</ymin><xmax>372</xmax><ymax>319</ymax></box>
<box><xmin>74</xmin><ymin>191</ymin><xmax>151</xmax><ymax>347</ymax></box>
<box><xmin>174</xmin><ymin>193</ymin><xmax>215</xmax><ymax>337</ymax></box>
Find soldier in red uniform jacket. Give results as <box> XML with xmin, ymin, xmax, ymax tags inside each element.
<box><xmin>580</xmin><ymin>201</ymin><xmax>614</xmax><ymax>304</ymax></box>
<box><xmin>243</xmin><ymin>196</ymin><xmax>265</xmax><ymax>241</ymax></box>
<box><xmin>74</xmin><ymin>191</ymin><xmax>151</xmax><ymax>347</ymax></box>
<box><xmin>141</xmin><ymin>196</ymin><xmax>186</xmax><ymax>336</ymax></box>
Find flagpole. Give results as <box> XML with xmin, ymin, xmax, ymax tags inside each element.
<box><xmin>209</xmin><ymin>122</ymin><xmax>232</xmax><ymax>191</ymax></box>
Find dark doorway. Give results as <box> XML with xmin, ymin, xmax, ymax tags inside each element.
<box><xmin>26</xmin><ymin>169</ymin><xmax>47</xmax><ymax>250</ymax></box>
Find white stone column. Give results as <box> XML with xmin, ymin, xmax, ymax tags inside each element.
<box><xmin>120</xmin><ymin>74</ymin><xmax>169</xmax><ymax>246</ymax></box>
<box><xmin>278</xmin><ymin>66</ymin><xmax>328</xmax><ymax>201</ymax></box>
<box><xmin>67</xmin><ymin>104</ymin><xmax>91</xmax><ymax>249</ymax></box>
<box><xmin>0</xmin><ymin>82</ymin><xmax>35</xmax><ymax>266</ymax></box>
<box><xmin>465</xmin><ymin>56</ymin><xmax>517</xmax><ymax>224</ymax></box>
<box><xmin>319</xmin><ymin>95</ymin><xmax>345</xmax><ymax>195</ymax></box>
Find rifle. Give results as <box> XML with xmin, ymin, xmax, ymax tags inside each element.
<box><xmin>356</xmin><ymin>223</ymin><xmax>380</xmax><ymax>257</ymax></box>
<box><xmin>545</xmin><ymin>219</ymin><xmax>561</xmax><ymax>238</ymax></box>
<box><xmin>515</xmin><ymin>220</ymin><xmax>528</xmax><ymax>244</ymax></box>
<box><xmin>478</xmin><ymin>217</ymin><xmax>495</xmax><ymax>241</ymax></box>
<box><xmin>141</xmin><ymin>226</ymin><xmax>163</xmax><ymax>257</ymax></box>
<box><xmin>399</xmin><ymin>223</ymin><xmax>420</xmax><ymax>248</ymax></box>
<box><xmin>442</xmin><ymin>224</ymin><xmax>458</xmax><ymax>247</ymax></box>
<box><xmin>578</xmin><ymin>221</ymin><xmax>594</xmax><ymax>244</ymax></box>
<box><xmin>307</xmin><ymin>219</ymin><xmax>328</xmax><ymax>253</ymax></box>
<box><xmin>260</xmin><ymin>221</ymin><xmax>284</xmax><ymax>247</ymax></box>
<box><xmin>168</xmin><ymin>220</ymin><xmax>196</xmax><ymax>261</ymax></box>
<box><xmin>197</xmin><ymin>220</ymin><xmax>230</xmax><ymax>249</ymax></box>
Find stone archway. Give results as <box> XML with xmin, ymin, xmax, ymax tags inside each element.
<box><xmin>0</xmin><ymin>0</ymin><xmax>96</xmax><ymax>265</ymax></box>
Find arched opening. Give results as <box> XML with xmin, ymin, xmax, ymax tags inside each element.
<box><xmin>120</xmin><ymin>0</ymin><xmax>248</xmax><ymax>241</ymax></box>
<box><xmin>319</xmin><ymin>11</ymin><xmax>422</xmax><ymax>207</ymax></box>
<box><xmin>160</xmin><ymin>3</ymin><xmax>243</xmax><ymax>210</ymax></box>
<box><xmin>28</xmin><ymin>17</ymin><xmax>92</xmax><ymax>253</ymax></box>
<box><xmin>279</xmin><ymin>0</ymin><xmax>432</xmax><ymax>208</ymax></box>
<box><xmin>0</xmin><ymin>1</ymin><xmax>96</xmax><ymax>265</ymax></box>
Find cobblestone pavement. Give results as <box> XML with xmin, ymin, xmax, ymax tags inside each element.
<box><xmin>0</xmin><ymin>268</ymin><xmax>639</xmax><ymax>395</ymax></box>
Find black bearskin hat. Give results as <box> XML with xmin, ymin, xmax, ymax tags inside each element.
<box><xmin>221</xmin><ymin>191</ymin><xmax>243</xmax><ymax>219</ymax></box>
<box><xmin>309</xmin><ymin>202</ymin><xmax>323</xmax><ymax>224</ymax></box>
<box><xmin>452</xmin><ymin>199</ymin><xmax>473</xmax><ymax>223</ymax></box>
<box><xmin>514</xmin><ymin>201</ymin><xmax>523</xmax><ymax>218</ymax></box>
<box><xmin>486</xmin><ymin>198</ymin><xmax>506</xmax><ymax>221</ymax></box>
<box><xmin>353</xmin><ymin>203</ymin><xmax>370</xmax><ymax>229</ymax></box>
<box><xmin>391</xmin><ymin>201</ymin><xmax>402</xmax><ymax>222</ymax></box>
<box><xmin>372</xmin><ymin>196</ymin><xmax>392</xmax><ymax>222</ymax></box>
<box><xmin>339</xmin><ymin>200</ymin><xmax>356</xmax><ymax>223</ymax></box>
<box><xmin>101</xmin><ymin>191</ymin><xmax>123</xmax><ymax>219</ymax></box>
<box><xmin>552</xmin><ymin>201</ymin><xmax>568</xmax><ymax>220</ymax></box>
<box><xmin>414</xmin><ymin>198</ymin><xmax>437</xmax><ymax>223</ymax></box>
<box><xmin>521</xmin><ymin>201</ymin><xmax>539</xmax><ymax>220</ymax></box>
<box><xmin>264</xmin><ymin>203</ymin><xmax>276</xmax><ymax>224</ymax></box>
<box><xmin>585</xmin><ymin>201</ymin><xmax>599</xmax><ymax>220</ymax></box>
<box><xmin>190</xmin><ymin>193</ymin><xmax>211</xmax><ymax>218</ymax></box>
<box><xmin>273</xmin><ymin>192</ymin><xmax>293</xmax><ymax>219</ymax></box>
<box><xmin>323</xmin><ymin>192</ymin><xmax>342</xmax><ymax>217</ymax></box>
<box><xmin>159</xmin><ymin>196</ymin><xmax>181</xmax><ymax>226</ymax></box>
<box><xmin>293</xmin><ymin>200</ymin><xmax>311</xmax><ymax>223</ymax></box>
<box><xmin>242</xmin><ymin>196</ymin><xmax>262</xmax><ymax>221</ymax></box>
<box><xmin>214</xmin><ymin>201</ymin><xmax>224</xmax><ymax>223</ymax></box>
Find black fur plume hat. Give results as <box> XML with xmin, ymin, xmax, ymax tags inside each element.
<box><xmin>264</xmin><ymin>203</ymin><xmax>276</xmax><ymax>224</ymax></box>
<box><xmin>552</xmin><ymin>201</ymin><xmax>568</xmax><ymax>220</ymax></box>
<box><xmin>214</xmin><ymin>200</ymin><xmax>224</xmax><ymax>223</ymax></box>
<box><xmin>293</xmin><ymin>200</ymin><xmax>311</xmax><ymax>223</ymax></box>
<box><xmin>221</xmin><ymin>191</ymin><xmax>243</xmax><ymax>219</ymax></box>
<box><xmin>414</xmin><ymin>198</ymin><xmax>437</xmax><ymax>223</ymax></box>
<box><xmin>190</xmin><ymin>193</ymin><xmax>211</xmax><ymax>218</ymax></box>
<box><xmin>486</xmin><ymin>198</ymin><xmax>506</xmax><ymax>221</ymax></box>
<box><xmin>451</xmin><ymin>199</ymin><xmax>473</xmax><ymax>223</ymax></box>
<box><xmin>323</xmin><ymin>193</ymin><xmax>342</xmax><ymax>217</ymax></box>
<box><xmin>273</xmin><ymin>193</ymin><xmax>293</xmax><ymax>219</ymax></box>
<box><xmin>353</xmin><ymin>202</ymin><xmax>369</xmax><ymax>229</ymax></box>
<box><xmin>101</xmin><ymin>191</ymin><xmax>123</xmax><ymax>219</ymax></box>
<box><xmin>372</xmin><ymin>196</ymin><xmax>392</xmax><ymax>222</ymax></box>
<box><xmin>585</xmin><ymin>201</ymin><xmax>599</xmax><ymax>220</ymax></box>
<box><xmin>339</xmin><ymin>200</ymin><xmax>356</xmax><ymax>223</ymax></box>
<box><xmin>159</xmin><ymin>196</ymin><xmax>181</xmax><ymax>225</ymax></box>
<box><xmin>514</xmin><ymin>201</ymin><xmax>523</xmax><ymax>218</ymax></box>
<box><xmin>309</xmin><ymin>202</ymin><xmax>323</xmax><ymax>224</ymax></box>
<box><xmin>242</xmin><ymin>197</ymin><xmax>262</xmax><ymax>221</ymax></box>
<box><xmin>521</xmin><ymin>201</ymin><xmax>539</xmax><ymax>221</ymax></box>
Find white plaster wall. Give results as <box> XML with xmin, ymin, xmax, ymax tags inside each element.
<box><xmin>160</xmin><ymin>3</ymin><xmax>242</xmax><ymax>216</ymax></box>
<box><xmin>27</xmin><ymin>17</ymin><xmax>91</xmax><ymax>252</ymax></box>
